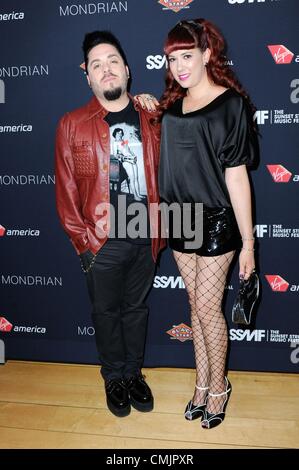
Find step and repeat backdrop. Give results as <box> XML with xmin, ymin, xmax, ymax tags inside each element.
<box><xmin>1</xmin><ymin>0</ymin><xmax>298</xmax><ymax>372</ymax></box>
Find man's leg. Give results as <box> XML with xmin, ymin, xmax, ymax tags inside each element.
<box><xmin>83</xmin><ymin>240</ymin><xmax>133</xmax><ymax>417</ymax></box>
<box><xmin>85</xmin><ymin>241</ymin><xmax>129</xmax><ymax>380</ymax></box>
<box><xmin>120</xmin><ymin>243</ymin><xmax>156</xmax><ymax>411</ymax></box>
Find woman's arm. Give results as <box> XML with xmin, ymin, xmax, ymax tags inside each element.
<box><xmin>225</xmin><ymin>165</ymin><xmax>255</xmax><ymax>280</ymax></box>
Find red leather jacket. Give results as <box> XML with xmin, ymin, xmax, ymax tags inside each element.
<box><xmin>55</xmin><ymin>95</ymin><xmax>165</xmax><ymax>260</ymax></box>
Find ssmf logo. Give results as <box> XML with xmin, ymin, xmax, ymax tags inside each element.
<box><xmin>268</xmin><ymin>45</ymin><xmax>298</xmax><ymax>64</ymax></box>
<box><xmin>154</xmin><ymin>276</ymin><xmax>185</xmax><ymax>289</ymax></box>
<box><xmin>254</xmin><ymin>110</ymin><xmax>269</xmax><ymax>125</ymax></box>
<box><xmin>146</xmin><ymin>54</ymin><xmax>167</xmax><ymax>70</ymax></box>
<box><xmin>230</xmin><ymin>329</ymin><xmax>266</xmax><ymax>342</ymax></box>
<box><xmin>254</xmin><ymin>224</ymin><xmax>299</xmax><ymax>239</ymax></box>
<box><xmin>158</xmin><ymin>0</ymin><xmax>194</xmax><ymax>13</ymax></box>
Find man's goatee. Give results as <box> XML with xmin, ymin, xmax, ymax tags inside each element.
<box><xmin>103</xmin><ymin>87</ymin><xmax>122</xmax><ymax>101</ymax></box>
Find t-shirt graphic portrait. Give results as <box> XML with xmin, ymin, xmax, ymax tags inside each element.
<box><xmin>105</xmin><ymin>100</ymin><xmax>150</xmax><ymax>243</ymax></box>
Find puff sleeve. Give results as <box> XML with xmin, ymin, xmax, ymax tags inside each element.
<box><xmin>219</xmin><ymin>98</ymin><xmax>257</xmax><ymax>169</ymax></box>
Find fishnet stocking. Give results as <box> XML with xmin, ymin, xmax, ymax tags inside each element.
<box><xmin>173</xmin><ymin>250</ymin><xmax>234</xmax><ymax>414</ymax></box>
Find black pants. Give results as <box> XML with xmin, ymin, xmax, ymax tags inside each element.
<box><xmin>82</xmin><ymin>240</ymin><xmax>155</xmax><ymax>381</ymax></box>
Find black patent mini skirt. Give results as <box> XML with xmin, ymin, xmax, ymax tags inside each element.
<box><xmin>168</xmin><ymin>205</ymin><xmax>241</xmax><ymax>256</ymax></box>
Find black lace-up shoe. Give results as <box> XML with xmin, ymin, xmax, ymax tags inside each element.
<box><xmin>105</xmin><ymin>379</ymin><xmax>131</xmax><ymax>417</ymax></box>
<box><xmin>125</xmin><ymin>375</ymin><xmax>154</xmax><ymax>412</ymax></box>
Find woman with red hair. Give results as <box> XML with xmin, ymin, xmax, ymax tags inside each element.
<box><xmin>158</xmin><ymin>19</ymin><xmax>258</xmax><ymax>429</ymax></box>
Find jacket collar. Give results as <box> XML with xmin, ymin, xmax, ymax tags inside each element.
<box><xmin>85</xmin><ymin>93</ymin><xmax>140</xmax><ymax>121</ymax></box>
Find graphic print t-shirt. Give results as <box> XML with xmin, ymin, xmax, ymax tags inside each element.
<box><xmin>104</xmin><ymin>100</ymin><xmax>150</xmax><ymax>243</ymax></box>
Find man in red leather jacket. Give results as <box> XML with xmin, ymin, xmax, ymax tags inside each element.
<box><xmin>55</xmin><ymin>31</ymin><xmax>165</xmax><ymax>417</ymax></box>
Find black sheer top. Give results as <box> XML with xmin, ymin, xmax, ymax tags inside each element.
<box><xmin>159</xmin><ymin>89</ymin><xmax>256</xmax><ymax>208</ymax></box>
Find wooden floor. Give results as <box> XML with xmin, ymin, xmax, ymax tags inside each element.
<box><xmin>0</xmin><ymin>361</ymin><xmax>298</xmax><ymax>449</ymax></box>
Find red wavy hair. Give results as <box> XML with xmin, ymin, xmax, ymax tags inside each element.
<box><xmin>157</xmin><ymin>18</ymin><xmax>255</xmax><ymax>121</ymax></box>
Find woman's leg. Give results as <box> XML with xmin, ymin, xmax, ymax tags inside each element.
<box><xmin>173</xmin><ymin>250</ymin><xmax>210</xmax><ymax>405</ymax></box>
<box><xmin>132</xmin><ymin>163</ymin><xmax>142</xmax><ymax>197</ymax></box>
<box><xmin>195</xmin><ymin>251</ymin><xmax>234</xmax><ymax>414</ymax></box>
<box><xmin>123</xmin><ymin>162</ymin><xmax>142</xmax><ymax>201</ymax></box>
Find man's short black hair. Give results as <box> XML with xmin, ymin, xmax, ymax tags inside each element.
<box><xmin>82</xmin><ymin>30</ymin><xmax>128</xmax><ymax>73</ymax></box>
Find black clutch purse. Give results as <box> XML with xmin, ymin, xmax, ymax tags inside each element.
<box><xmin>232</xmin><ymin>272</ymin><xmax>260</xmax><ymax>325</ymax></box>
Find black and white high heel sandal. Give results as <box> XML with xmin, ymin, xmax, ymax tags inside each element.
<box><xmin>184</xmin><ymin>385</ymin><xmax>209</xmax><ymax>421</ymax></box>
<box><xmin>201</xmin><ymin>377</ymin><xmax>232</xmax><ymax>429</ymax></box>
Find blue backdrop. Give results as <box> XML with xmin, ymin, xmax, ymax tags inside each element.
<box><xmin>1</xmin><ymin>0</ymin><xmax>299</xmax><ymax>372</ymax></box>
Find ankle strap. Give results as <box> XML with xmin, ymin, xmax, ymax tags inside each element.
<box><xmin>195</xmin><ymin>385</ymin><xmax>209</xmax><ymax>391</ymax></box>
<box><xmin>208</xmin><ymin>377</ymin><xmax>231</xmax><ymax>397</ymax></box>
<box><xmin>208</xmin><ymin>389</ymin><xmax>230</xmax><ymax>397</ymax></box>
